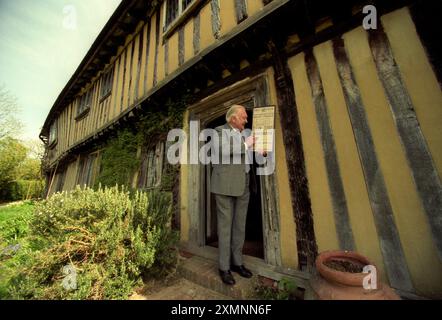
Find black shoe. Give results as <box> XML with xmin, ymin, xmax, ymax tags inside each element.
<box><xmin>230</xmin><ymin>265</ymin><xmax>253</xmax><ymax>278</ymax></box>
<box><xmin>219</xmin><ymin>269</ymin><xmax>236</xmax><ymax>285</ymax></box>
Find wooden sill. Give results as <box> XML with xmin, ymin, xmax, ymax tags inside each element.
<box><xmin>75</xmin><ymin>108</ymin><xmax>90</xmax><ymax>121</ymax></box>
<box><xmin>162</xmin><ymin>0</ymin><xmax>206</xmax><ymax>40</ymax></box>
<box><xmin>48</xmin><ymin>139</ymin><xmax>58</xmax><ymax>149</ymax></box>
<box><xmin>99</xmin><ymin>91</ymin><xmax>111</xmax><ymax>103</ymax></box>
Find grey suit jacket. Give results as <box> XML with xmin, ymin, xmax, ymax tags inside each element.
<box><xmin>210</xmin><ymin>123</ymin><xmax>250</xmax><ymax>196</ymax></box>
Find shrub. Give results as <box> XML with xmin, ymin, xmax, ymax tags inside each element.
<box><xmin>253</xmin><ymin>277</ymin><xmax>299</xmax><ymax>300</ymax></box>
<box><xmin>5</xmin><ymin>180</ymin><xmax>45</xmax><ymax>201</ymax></box>
<box><xmin>7</xmin><ymin>185</ymin><xmax>177</xmax><ymax>300</ymax></box>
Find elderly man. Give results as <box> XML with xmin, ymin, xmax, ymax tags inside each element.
<box><xmin>211</xmin><ymin>105</ymin><xmax>255</xmax><ymax>285</ymax></box>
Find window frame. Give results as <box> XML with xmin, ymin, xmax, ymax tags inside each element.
<box><xmin>48</xmin><ymin>120</ymin><xmax>58</xmax><ymax>147</ymax></box>
<box><xmin>137</xmin><ymin>141</ymin><xmax>165</xmax><ymax>189</ymax></box>
<box><xmin>76</xmin><ymin>87</ymin><xmax>93</xmax><ymax>120</ymax></box>
<box><xmin>76</xmin><ymin>152</ymin><xmax>100</xmax><ymax>188</ymax></box>
<box><xmin>162</xmin><ymin>0</ymin><xmax>203</xmax><ymax>39</ymax></box>
<box><xmin>99</xmin><ymin>67</ymin><xmax>114</xmax><ymax>101</ymax></box>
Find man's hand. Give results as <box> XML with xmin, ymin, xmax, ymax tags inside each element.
<box><xmin>255</xmin><ymin>148</ymin><xmax>268</xmax><ymax>157</ymax></box>
<box><xmin>245</xmin><ymin>136</ymin><xmax>256</xmax><ymax>148</ymax></box>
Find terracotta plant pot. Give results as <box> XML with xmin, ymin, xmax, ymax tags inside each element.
<box><xmin>310</xmin><ymin>250</ymin><xmax>400</xmax><ymax>300</ymax></box>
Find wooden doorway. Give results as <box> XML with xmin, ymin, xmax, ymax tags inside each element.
<box><xmin>187</xmin><ymin>73</ymin><xmax>282</xmax><ymax>267</ymax></box>
<box><xmin>203</xmin><ymin>101</ymin><xmax>264</xmax><ymax>259</ymax></box>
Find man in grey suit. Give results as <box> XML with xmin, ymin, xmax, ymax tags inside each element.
<box><xmin>211</xmin><ymin>105</ymin><xmax>256</xmax><ymax>285</ymax></box>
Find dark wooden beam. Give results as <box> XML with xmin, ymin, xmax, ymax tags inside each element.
<box><xmin>304</xmin><ymin>49</ymin><xmax>355</xmax><ymax>251</ymax></box>
<box><xmin>368</xmin><ymin>25</ymin><xmax>442</xmax><ymax>261</ymax></box>
<box><xmin>268</xmin><ymin>39</ymin><xmax>318</xmax><ymax>271</ymax></box>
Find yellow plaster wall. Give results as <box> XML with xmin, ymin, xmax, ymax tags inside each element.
<box><xmin>247</xmin><ymin>0</ymin><xmax>264</xmax><ymax>17</ymax></box>
<box><xmin>220</xmin><ymin>0</ymin><xmax>237</xmax><ymax>36</ymax></box>
<box><xmin>199</xmin><ymin>2</ymin><xmax>216</xmax><ymax>52</ymax></box>
<box><xmin>381</xmin><ymin>8</ymin><xmax>442</xmax><ymax>180</ymax></box>
<box><xmin>168</xmin><ymin>31</ymin><xmax>180</xmax><ymax>76</ymax></box>
<box><xmin>288</xmin><ymin>53</ymin><xmax>340</xmax><ymax>254</ymax></box>
<box><xmin>129</xmin><ymin>34</ymin><xmax>140</xmax><ymax>106</ymax></box>
<box><xmin>313</xmin><ymin>41</ymin><xmax>386</xmax><ymax>281</ymax></box>
<box><xmin>345</xmin><ymin>21</ymin><xmax>442</xmax><ymax>297</ymax></box>
<box><xmin>184</xmin><ymin>17</ymin><xmax>194</xmax><ymax>62</ymax></box>
<box><xmin>266</xmin><ymin>67</ymin><xmax>298</xmax><ymax>269</ymax></box>
<box><xmin>138</xmin><ymin>24</ymin><xmax>149</xmax><ymax>98</ymax></box>
<box><xmin>282</xmin><ymin>8</ymin><xmax>442</xmax><ymax>297</ymax></box>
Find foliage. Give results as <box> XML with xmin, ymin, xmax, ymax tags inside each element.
<box><xmin>0</xmin><ymin>137</ymin><xmax>45</xmax><ymax>201</ymax></box>
<box><xmin>136</xmin><ymin>95</ymin><xmax>190</xmax><ymax>146</ymax></box>
<box><xmin>0</xmin><ymin>85</ymin><xmax>22</xmax><ymax>140</ymax></box>
<box><xmin>96</xmin><ymin>95</ymin><xmax>189</xmax><ymax>191</ymax></box>
<box><xmin>95</xmin><ymin>130</ymin><xmax>140</xmax><ymax>188</ymax></box>
<box><xmin>0</xmin><ymin>202</ymin><xmax>34</xmax><ymax>246</ymax></box>
<box><xmin>4</xmin><ymin>180</ymin><xmax>45</xmax><ymax>202</ymax></box>
<box><xmin>0</xmin><ymin>201</ymin><xmax>35</xmax><ymax>298</ymax></box>
<box><xmin>253</xmin><ymin>277</ymin><xmax>298</xmax><ymax>300</ymax></box>
<box><xmin>6</xmin><ymin>186</ymin><xmax>177</xmax><ymax>300</ymax></box>
<box><xmin>0</xmin><ymin>137</ymin><xmax>28</xmax><ymax>186</ymax></box>
<box><xmin>17</xmin><ymin>158</ymin><xmax>42</xmax><ymax>181</ymax></box>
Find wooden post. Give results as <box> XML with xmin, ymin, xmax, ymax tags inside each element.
<box><xmin>267</xmin><ymin>39</ymin><xmax>318</xmax><ymax>270</ymax></box>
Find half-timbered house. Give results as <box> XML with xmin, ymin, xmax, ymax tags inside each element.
<box><xmin>40</xmin><ymin>0</ymin><xmax>442</xmax><ymax>298</ymax></box>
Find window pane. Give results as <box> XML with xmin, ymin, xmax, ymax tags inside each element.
<box><xmin>166</xmin><ymin>0</ymin><xmax>179</xmax><ymax>27</ymax></box>
<box><xmin>49</xmin><ymin>122</ymin><xmax>57</xmax><ymax>144</ymax></box>
<box><xmin>182</xmin><ymin>0</ymin><xmax>193</xmax><ymax>11</ymax></box>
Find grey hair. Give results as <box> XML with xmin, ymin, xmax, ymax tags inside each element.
<box><xmin>226</xmin><ymin>105</ymin><xmax>245</xmax><ymax>122</ymax></box>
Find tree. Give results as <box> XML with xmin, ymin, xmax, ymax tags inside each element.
<box><xmin>0</xmin><ymin>138</ymin><xmax>45</xmax><ymax>201</ymax></box>
<box><xmin>23</xmin><ymin>139</ymin><xmax>45</xmax><ymax>160</ymax></box>
<box><xmin>0</xmin><ymin>85</ymin><xmax>23</xmax><ymax>139</ymax></box>
<box><xmin>0</xmin><ymin>137</ymin><xmax>28</xmax><ymax>186</ymax></box>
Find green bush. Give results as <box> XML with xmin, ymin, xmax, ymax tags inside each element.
<box><xmin>7</xmin><ymin>185</ymin><xmax>178</xmax><ymax>300</ymax></box>
<box><xmin>253</xmin><ymin>277</ymin><xmax>298</xmax><ymax>300</ymax></box>
<box><xmin>7</xmin><ymin>180</ymin><xmax>45</xmax><ymax>201</ymax></box>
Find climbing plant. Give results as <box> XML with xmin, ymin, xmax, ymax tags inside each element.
<box><xmin>95</xmin><ymin>94</ymin><xmax>190</xmax><ymax>199</ymax></box>
<box><xmin>95</xmin><ymin>130</ymin><xmax>140</xmax><ymax>188</ymax></box>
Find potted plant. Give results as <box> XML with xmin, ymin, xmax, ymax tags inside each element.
<box><xmin>310</xmin><ymin>250</ymin><xmax>400</xmax><ymax>300</ymax></box>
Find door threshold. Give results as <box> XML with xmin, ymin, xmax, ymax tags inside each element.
<box><xmin>179</xmin><ymin>242</ymin><xmax>311</xmax><ymax>290</ymax></box>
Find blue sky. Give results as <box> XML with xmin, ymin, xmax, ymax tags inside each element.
<box><xmin>0</xmin><ymin>0</ymin><xmax>121</xmax><ymax>141</ymax></box>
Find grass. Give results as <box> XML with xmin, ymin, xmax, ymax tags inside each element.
<box><xmin>0</xmin><ymin>201</ymin><xmax>35</xmax><ymax>299</ymax></box>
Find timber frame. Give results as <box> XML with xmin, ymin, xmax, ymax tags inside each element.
<box><xmin>40</xmin><ymin>0</ymin><xmax>442</xmax><ymax>298</ymax></box>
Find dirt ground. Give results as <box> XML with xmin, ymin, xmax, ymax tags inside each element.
<box><xmin>129</xmin><ymin>275</ymin><xmax>232</xmax><ymax>300</ymax></box>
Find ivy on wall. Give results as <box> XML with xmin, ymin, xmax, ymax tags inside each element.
<box><xmin>95</xmin><ymin>130</ymin><xmax>140</xmax><ymax>188</ymax></box>
<box><xmin>95</xmin><ymin>94</ymin><xmax>190</xmax><ymax>192</ymax></box>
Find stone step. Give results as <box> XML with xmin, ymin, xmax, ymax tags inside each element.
<box><xmin>177</xmin><ymin>254</ymin><xmax>257</xmax><ymax>300</ymax></box>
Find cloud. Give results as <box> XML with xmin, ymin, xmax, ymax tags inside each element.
<box><xmin>0</xmin><ymin>0</ymin><xmax>122</xmax><ymax>140</ymax></box>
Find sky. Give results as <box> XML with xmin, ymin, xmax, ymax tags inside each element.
<box><xmin>0</xmin><ymin>0</ymin><xmax>122</xmax><ymax>141</ymax></box>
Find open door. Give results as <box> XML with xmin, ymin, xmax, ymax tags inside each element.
<box><xmin>204</xmin><ymin>104</ymin><xmax>264</xmax><ymax>259</ymax></box>
<box><xmin>186</xmin><ymin>74</ymin><xmax>282</xmax><ymax>267</ymax></box>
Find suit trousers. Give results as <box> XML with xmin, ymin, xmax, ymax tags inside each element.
<box><xmin>214</xmin><ymin>173</ymin><xmax>250</xmax><ymax>271</ymax></box>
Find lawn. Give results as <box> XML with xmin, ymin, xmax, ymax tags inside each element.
<box><xmin>0</xmin><ymin>201</ymin><xmax>35</xmax><ymax>298</ymax></box>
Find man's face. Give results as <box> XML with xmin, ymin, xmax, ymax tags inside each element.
<box><xmin>232</xmin><ymin>108</ymin><xmax>248</xmax><ymax>131</ymax></box>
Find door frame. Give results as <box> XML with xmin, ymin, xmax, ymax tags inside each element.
<box><xmin>186</xmin><ymin>73</ymin><xmax>282</xmax><ymax>267</ymax></box>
